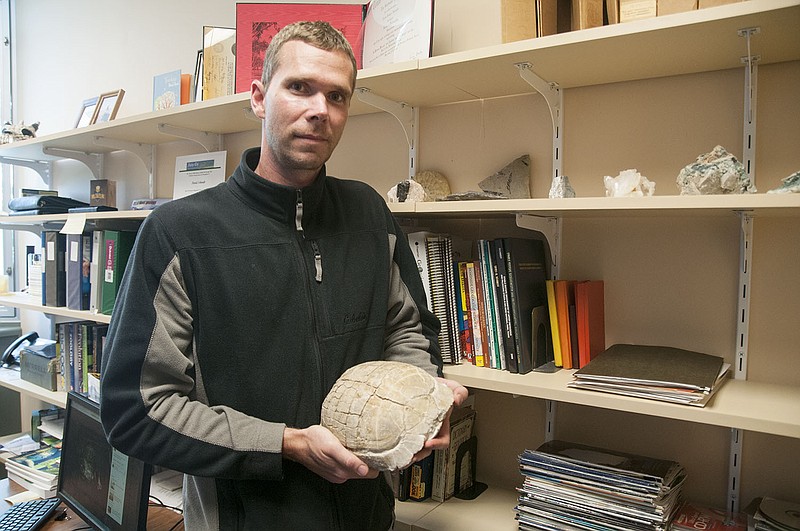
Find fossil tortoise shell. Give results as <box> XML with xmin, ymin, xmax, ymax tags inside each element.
<box><xmin>321</xmin><ymin>360</ymin><xmax>454</xmax><ymax>471</ymax></box>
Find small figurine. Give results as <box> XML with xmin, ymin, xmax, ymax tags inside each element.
<box><xmin>1</xmin><ymin>120</ymin><xmax>40</xmax><ymax>144</ymax></box>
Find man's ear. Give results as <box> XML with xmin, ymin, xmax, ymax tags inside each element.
<box><xmin>250</xmin><ymin>80</ymin><xmax>266</xmax><ymax>119</ymax></box>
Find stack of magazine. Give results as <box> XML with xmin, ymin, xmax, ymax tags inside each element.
<box><xmin>4</xmin><ymin>444</ymin><xmax>61</xmax><ymax>498</ymax></box>
<box><xmin>516</xmin><ymin>440</ymin><xmax>686</xmax><ymax>531</ymax></box>
<box><xmin>567</xmin><ymin>344</ymin><xmax>730</xmax><ymax>407</ymax></box>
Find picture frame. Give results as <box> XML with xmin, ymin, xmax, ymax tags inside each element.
<box><xmin>234</xmin><ymin>3</ymin><xmax>365</xmax><ymax>94</ymax></box>
<box><xmin>74</xmin><ymin>97</ymin><xmax>99</xmax><ymax>128</ymax></box>
<box><xmin>91</xmin><ymin>89</ymin><xmax>125</xmax><ymax>124</ymax></box>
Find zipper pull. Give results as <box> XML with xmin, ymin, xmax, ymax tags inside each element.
<box><xmin>312</xmin><ymin>241</ymin><xmax>323</xmax><ymax>283</ymax></box>
<box><xmin>295</xmin><ymin>190</ymin><xmax>304</xmax><ymax>233</ymax></box>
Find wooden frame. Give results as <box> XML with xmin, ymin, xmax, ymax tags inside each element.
<box><xmin>91</xmin><ymin>89</ymin><xmax>125</xmax><ymax>124</ymax></box>
<box><xmin>74</xmin><ymin>96</ymin><xmax>99</xmax><ymax>128</ymax></box>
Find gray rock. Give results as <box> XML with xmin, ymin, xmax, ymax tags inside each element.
<box><xmin>549</xmin><ymin>175</ymin><xmax>576</xmax><ymax>198</ymax></box>
<box><xmin>676</xmin><ymin>145</ymin><xmax>756</xmax><ymax>195</ymax></box>
<box><xmin>479</xmin><ymin>154</ymin><xmax>531</xmax><ymax>199</ymax></box>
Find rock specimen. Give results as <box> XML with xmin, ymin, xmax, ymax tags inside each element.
<box><xmin>549</xmin><ymin>175</ymin><xmax>576</xmax><ymax>198</ymax></box>
<box><xmin>604</xmin><ymin>169</ymin><xmax>655</xmax><ymax>197</ymax></box>
<box><xmin>767</xmin><ymin>170</ymin><xmax>800</xmax><ymax>194</ymax></box>
<box><xmin>676</xmin><ymin>145</ymin><xmax>756</xmax><ymax>195</ymax></box>
<box><xmin>479</xmin><ymin>154</ymin><xmax>531</xmax><ymax>199</ymax></box>
<box><xmin>321</xmin><ymin>360</ymin><xmax>453</xmax><ymax>471</ymax></box>
<box><xmin>414</xmin><ymin>170</ymin><xmax>451</xmax><ymax>201</ymax></box>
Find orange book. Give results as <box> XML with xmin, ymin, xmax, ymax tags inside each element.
<box><xmin>575</xmin><ymin>280</ymin><xmax>605</xmax><ymax>368</ymax></box>
<box><xmin>180</xmin><ymin>73</ymin><xmax>192</xmax><ymax>104</ymax></box>
<box><xmin>553</xmin><ymin>280</ymin><xmax>576</xmax><ymax>369</ymax></box>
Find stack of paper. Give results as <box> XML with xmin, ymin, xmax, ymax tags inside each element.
<box><xmin>516</xmin><ymin>440</ymin><xmax>686</xmax><ymax>531</ymax></box>
<box><xmin>567</xmin><ymin>344</ymin><xmax>730</xmax><ymax>407</ymax></box>
<box><xmin>4</xmin><ymin>444</ymin><xmax>60</xmax><ymax>499</ymax></box>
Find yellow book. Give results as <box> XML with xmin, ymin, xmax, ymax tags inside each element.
<box><xmin>546</xmin><ymin>280</ymin><xmax>563</xmax><ymax>367</ymax></box>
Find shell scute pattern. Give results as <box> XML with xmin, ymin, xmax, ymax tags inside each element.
<box><xmin>321</xmin><ymin>361</ymin><xmax>454</xmax><ymax>471</ymax></box>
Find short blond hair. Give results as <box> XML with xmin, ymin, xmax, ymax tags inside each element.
<box><xmin>261</xmin><ymin>21</ymin><xmax>357</xmax><ymax>90</ymax></box>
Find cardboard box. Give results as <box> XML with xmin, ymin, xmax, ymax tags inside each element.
<box><xmin>658</xmin><ymin>0</ymin><xmax>697</xmax><ymax>15</ymax></box>
<box><xmin>698</xmin><ymin>0</ymin><xmax>741</xmax><ymax>8</ymax></box>
<box><xmin>90</xmin><ymin>179</ymin><xmax>117</xmax><ymax>207</ymax></box>
<box><xmin>620</xmin><ymin>0</ymin><xmax>657</xmax><ymax>21</ymax></box>
<box><xmin>20</xmin><ymin>341</ymin><xmax>58</xmax><ymax>391</ymax></box>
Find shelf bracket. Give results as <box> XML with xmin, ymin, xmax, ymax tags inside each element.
<box><xmin>544</xmin><ymin>400</ymin><xmax>556</xmax><ymax>442</ymax></box>
<box><xmin>355</xmin><ymin>87</ymin><xmax>419</xmax><ymax>180</ymax></box>
<box><xmin>0</xmin><ymin>157</ymin><xmax>53</xmax><ymax>186</ymax></box>
<box><xmin>93</xmin><ymin>136</ymin><xmax>156</xmax><ymax>198</ymax></box>
<box><xmin>42</xmin><ymin>147</ymin><xmax>104</xmax><ymax>180</ymax></box>
<box><xmin>157</xmin><ymin>123</ymin><xmax>223</xmax><ymax>152</ymax></box>
<box><xmin>515</xmin><ymin>214</ymin><xmax>562</xmax><ymax>280</ymax></box>
<box><xmin>739</xmin><ymin>26</ymin><xmax>760</xmax><ymax>188</ymax></box>
<box><xmin>515</xmin><ymin>63</ymin><xmax>563</xmax><ymax>182</ymax></box>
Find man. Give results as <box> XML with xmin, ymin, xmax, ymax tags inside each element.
<box><xmin>100</xmin><ymin>21</ymin><xmax>467</xmax><ymax>530</ymax></box>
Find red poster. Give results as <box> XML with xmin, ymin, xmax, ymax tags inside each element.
<box><xmin>235</xmin><ymin>3</ymin><xmax>365</xmax><ymax>94</ymax></box>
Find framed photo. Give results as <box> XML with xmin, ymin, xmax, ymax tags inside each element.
<box><xmin>202</xmin><ymin>26</ymin><xmax>235</xmax><ymax>101</ymax></box>
<box><xmin>74</xmin><ymin>97</ymin><xmax>99</xmax><ymax>128</ymax></box>
<box><xmin>235</xmin><ymin>3</ymin><xmax>365</xmax><ymax>94</ymax></box>
<box><xmin>91</xmin><ymin>89</ymin><xmax>125</xmax><ymax>124</ymax></box>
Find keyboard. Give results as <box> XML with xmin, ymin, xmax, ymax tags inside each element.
<box><xmin>0</xmin><ymin>497</ymin><xmax>61</xmax><ymax>531</ymax></box>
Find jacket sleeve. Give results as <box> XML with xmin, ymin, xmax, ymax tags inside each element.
<box><xmin>99</xmin><ymin>213</ymin><xmax>286</xmax><ymax>480</ymax></box>
<box><xmin>382</xmin><ymin>211</ymin><xmax>443</xmax><ymax>377</ymax></box>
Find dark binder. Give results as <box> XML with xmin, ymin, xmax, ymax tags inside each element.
<box><xmin>43</xmin><ymin>231</ymin><xmax>67</xmax><ymax>307</ymax></box>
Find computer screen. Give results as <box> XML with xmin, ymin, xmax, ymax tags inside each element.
<box><xmin>57</xmin><ymin>391</ymin><xmax>152</xmax><ymax>530</ymax></box>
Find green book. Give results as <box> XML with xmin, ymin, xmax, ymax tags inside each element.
<box><xmin>100</xmin><ymin>230</ymin><xmax>136</xmax><ymax>315</ymax></box>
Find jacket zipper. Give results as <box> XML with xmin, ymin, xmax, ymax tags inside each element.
<box><xmin>295</xmin><ymin>190</ymin><xmax>322</xmax><ymax>283</ymax></box>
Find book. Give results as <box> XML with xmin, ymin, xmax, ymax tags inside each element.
<box><xmin>425</xmin><ymin>234</ymin><xmax>460</xmax><ymax>364</ymax></box>
<box><xmin>502</xmin><ymin>237</ymin><xmax>550</xmax><ymax>374</ymax></box>
<box><xmin>553</xmin><ymin>280</ymin><xmax>576</xmax><ymax>369</ymax></box>
<box><xmin>130</xmin><ymin>198</ymin><xmax>171</xmax><ymax>210</ymax></box>
<box><xmin>671</xmin><ymin>500</ymin><xmax>747</xmax><ymax>530</ymax></box>
<box><xmin>408</xmin><ymin>453</ymin><xmax>434</xmax><ymax>502</ymax></box>
<box><xmin>65</xmin><ymin>233</ymin><xmax>83</xmax><ymax>310</ymax></box>
<box><xmin>100</xmin><ymin>230</ymin><xmax>137</xmax><ymax>315</ymax></box>
<box><xmin>491</xmin><ymin>239</ymin><xmax>517</xmax><ymax>373</ymax></box>
<box><xmin>90</xmin><ymin>179</ymin><xmax>117</xmax><ymax>208</ymax></box>
<box><xmin>575</xmin><ymin>280</ymin><xmax>605</xmax><ymax>368</ymax></box>
<box><xmin>464</xmin><ymin>261</ymin><xmax>486</xmax><ymax>367</ymax></box>
<box><xmin>431</xmin><ymin>407</ymin><xmax>476</xmax><ymax>502</ymax></box>
<box><xmin>455</xmin><ymin>262</ymin><xmax>475</xmax><ymax>365</ymax></box>
<box><xmin>545</xmin><ymin>280</ymin><xmax>563</xmax><ymax>367</ymax></box>
<box><xmin>469</xmin><ymin>260</ymin><xmax>491</xmax><ymax>369</ymax></box>
<box><xmin>42</xmin><ymin>231</ymin><xmax>67</xmax><ymax>307</ymax></box>
<box><xmin>89</xmin><ymin>230</ymin><xmax>103</xmax><ymax>312</ymax></box>
<box><xmin>478</xmin><ymin>240</ymin><xmax>504</xmax><ymax>370</ymax></box>
<box><xmin>153</xmin><ymin>69</ymin><xmax>183</xmax><ymax>110</ymax></box>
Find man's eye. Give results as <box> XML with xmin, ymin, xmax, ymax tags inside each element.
<box><xmin>328</xmin><ymin>92</ymin><xmax>345</xmax><ymax>103</ymax></box>
<box><xmin>289</xmin><ymin>82</ymin><xmax>305</xmax><ymax>92</ymax></box>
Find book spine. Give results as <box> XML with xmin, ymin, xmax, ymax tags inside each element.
<box><xmin>492</xmin><ymin>239</ymin><xmax>517</xmax><ymax>373</ymax></box>
<box><xmin>465</xmin><ymin>261</ymin><xmax>487</xmax><ymax>368</ymax></box>
<box><xmin>455</xmin><ymin>262</ymin><xmax>475</xmax><ymax>365</ymax></box>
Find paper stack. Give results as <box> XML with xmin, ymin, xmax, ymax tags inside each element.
<box><xmin>516</xmin><ymin>440</ymin><xmax>686</xmax><ymax>531</ymax></box>
<box><xmin>567</xmin><ymin>344</ymin><xmax>730</xmax><ymax>407</ymax></box>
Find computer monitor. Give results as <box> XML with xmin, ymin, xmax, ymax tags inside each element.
<box><xmin>57</xmin><ymin>391</ymin><xmax>152</xmax><ymax>530</ymax></box>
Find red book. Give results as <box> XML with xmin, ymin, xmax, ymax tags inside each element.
<box><xmin>575</xmin><ymin>280</ymin><xmax>605</xmax><ymax>368</ymax></box>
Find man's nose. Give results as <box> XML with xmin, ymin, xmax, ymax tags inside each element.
<box><xmin>306</xmin><ymin>92</ymin><xmax>329</xmax><ymax>121</ymax></box>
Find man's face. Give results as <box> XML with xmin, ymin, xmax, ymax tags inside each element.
<box><xmin>257</xmin><ymin>40</ymin><xmax>354</xmax><ymax>187</ymax></box>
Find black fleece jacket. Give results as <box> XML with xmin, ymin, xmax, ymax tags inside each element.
<box><xmin>100</xmin><ymin>147</ymin><xmax>442</xmax><ymax>530</ymax></box>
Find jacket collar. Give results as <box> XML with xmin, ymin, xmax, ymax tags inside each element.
<box><xmin>228</xmin><ymin>147</ymin><xmax>327</xmax><ymax>225</ymax></box>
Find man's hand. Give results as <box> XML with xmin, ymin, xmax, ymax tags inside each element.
<box><xmin>283</xmin><ymin>425</ymin><xmax>379</xmax><ymax>483</ymax></box>
<box><xmin>410</xmin><ymin>377</ymin><xmax>469</xmax><ymax>464</ymax></box>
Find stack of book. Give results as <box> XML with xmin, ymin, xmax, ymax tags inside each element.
<box><xmin>406</xmin><ymin>231</ymin><xmax>552</xmax><ymax>374</ymax></box>
<box><xmin>4</xmin><ymin>444</ymin><xmax>61</xmax><ymax>499</ymax></box>
<box><xmin>516</xmin><ymin>440</ymin><xmax>686</xmax><ymax>531</ymax></box>
<box><xmin>568</xmin><ymin>344</ymin><xmax>730</xmax><ymax>407</ymax></box>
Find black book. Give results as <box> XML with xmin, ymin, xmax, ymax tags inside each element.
<box><xmin>502</xmin><ymin>237</ymin><xmax>549</xmax><ymax>374</ymax></box>
<box><xmin>490</xmin><ymin>239</ymin><xmax>517</xmax><ymax>373</ymax></box>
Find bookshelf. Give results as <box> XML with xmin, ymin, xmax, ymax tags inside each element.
<box><xmin>0</xmin><ymin>0</ymin><xmax>798</xmax><ymax>527</ymax></box>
